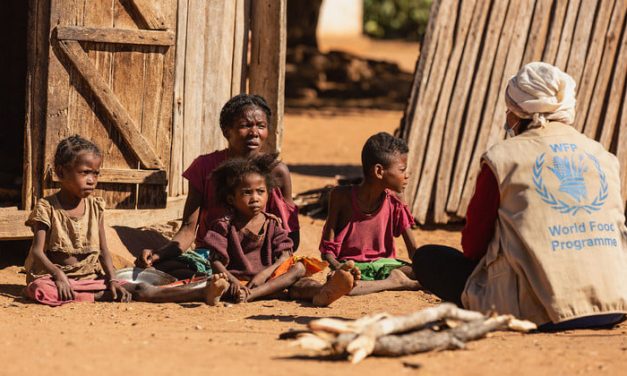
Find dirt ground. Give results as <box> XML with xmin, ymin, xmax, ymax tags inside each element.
<box><xmin>1</xmin><ymin>37</ymin><xmax>626</xmax><ymax>376</ymax></box>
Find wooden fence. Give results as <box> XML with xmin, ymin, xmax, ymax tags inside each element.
<box><xmin>400</xmin><ymin>0</ymin><xmax>627</xmax><ymax>224</ymax></box>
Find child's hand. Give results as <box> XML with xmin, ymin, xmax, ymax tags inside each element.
<box><xmin>108</xmin><ymin>280</ymin><xmax>132</xmax><ymax>302</ymax></box>
<box><xmin>53</xmin><ymin>271</ymin><xmax>75</xmax><ymax>301</ymax></box>
<box><xmin>227</xmin><ymin>276</ymin><xmax>241</xmax><ymax>297</ymax></box>
<box><xmin>136</xmin><ymin>249</ymin><xmax>159</xmax><ymax>268</ymax></box>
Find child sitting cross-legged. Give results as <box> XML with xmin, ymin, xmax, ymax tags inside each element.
<box><xmin>205</xmin><ymin>154</ymin><xmax>354</xmax><ymax>305</ymax></box>
<box><xmin>318</xmin><ymin>132</ymin><xmax>421</xmax><ymax>295</ymax></box>
<box><xmin>24</xmin><ymin>135</ymin><xmax>230</xmax><ymax>307</ymax></box>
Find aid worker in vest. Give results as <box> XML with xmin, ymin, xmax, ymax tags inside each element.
<box><xmin>413</xmin><ymin>62</ymin><xmax>627</xmax><ymax>330</ymax></box>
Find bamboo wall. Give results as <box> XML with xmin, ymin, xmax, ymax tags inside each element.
<box><xmin>400</xmin><ymin>0</ymin><xmax>627</xmax><ymax>224</ymax></box>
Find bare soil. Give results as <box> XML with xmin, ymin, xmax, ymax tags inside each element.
<box><xmin>1</xmin><ymin>37</ymin><xmax>626</xmax><ymax>376</ymax></box>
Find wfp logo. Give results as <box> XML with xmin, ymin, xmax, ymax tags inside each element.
<box><xmin>533</xmin><ymin>145</ymin><xmax>607</xmax><ymax>215</ymax></box>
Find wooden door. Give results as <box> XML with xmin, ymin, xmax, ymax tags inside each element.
<box><xmin>37</xmin><ymin>0</ymin><xmax>176</xmax><ymax>209</ymax></box>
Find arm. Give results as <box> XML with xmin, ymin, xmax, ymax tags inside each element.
<box><xmin>401</xmin><ymin>227</ymin><xmax>418</xmax><ymax>260</ymax></box>
<box><xmin>272</xmin><ymin>162</ymin><xmax>294</xmax><ymax>205</ymax></box>
<box><xmin>98</xmin><ymin>216</ymin><xmax>131</xmax><ymax>302</ymax></box>
<box><xmin>137</xmin><ymin>183</ymin><xmax>202</xmax><ymax>267</ymax></box>
<box><xmin>249</xmin><ymin>250</ymin><xmax>291</xmax><ymax>288</ymax></box>
<box><xmin>29</xmin><ymin>223</ymin><xmax>74</xmax><ymax>301</ymax></box>
<box><xmin>461</xmin><ymin>164</ymin><xmax>500</xmax><ymax>260</ymax></box>
<box><xmin>320</xmin><ymin>188</ymin><xmax>346</xmax><ymax>271</ymax></box>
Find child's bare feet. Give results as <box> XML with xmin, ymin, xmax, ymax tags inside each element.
<box><xmin>312</xmin><ymin>261</ymin><xmax>356</xmax><ymax>307</ymax></box>
<box><xmin>387</xmin><ymin>269</ymin><xmax>421</xmax><ymax>290</ymax></box>
<box><xmin>204</xmin><ymin>273</ymin><xmax>229</xmax><ymax>306</ymax></box>
<box><xmin>235</xmin><ymin>286</ymin><xmax>251</xmax><ymax>303</ymax></box>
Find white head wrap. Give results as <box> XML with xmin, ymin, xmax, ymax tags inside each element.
<box><xmin>505</xmin><ymin>62</ymin><xmax>576</xmax><ymax>127</ymax></box>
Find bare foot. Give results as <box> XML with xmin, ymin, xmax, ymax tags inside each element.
<box><xmin>387</xmin><ymin>269</ymin><xmax>421</xmax><ymax>290</ymax></box>
<box><xmin>235</xmin><ymin>286</ymin><xmax>251</xmax><ymax>303</ymax></box>
<box><xmin>312</xmin><ymin>263</ymin><xmax>355</xmax><ymax>307</ymax></box>
<box><xmin>204</xmin><ymin>273</ymin><xmax>229</xmax><ymax>306</ymax></box>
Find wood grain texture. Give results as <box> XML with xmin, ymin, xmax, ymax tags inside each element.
<box><xmin>249</xmin><ymin>0</ymin><xmax>287</xmax><ymax>152</ymax></box>
<box><xmin>446</xmin><ymin>0</ymin><xmax>510</xmax><ymax>213</ymax></box>
<box><xmin>128</xmin><ymin>0</ymin><xmax>168</xmax><ymax>29</ymax></box>
<box><xmin>542</xmin><ymin>0</ymin><xmax>569</xmax><ymax>64</ymax></box>
<box><xmin>58</xmin><ymin>39</ymin><xmax>164</xmax><ymax>169</ymax></box>
<box><xmin>51</xmin><ymin>168</ymin><xmax>168</xmax><ymax>184</ymax></box>
<box><xmin>56</xmin><ymin>25</ymin><xmax>174</xmax><ymax>45</ymax></box>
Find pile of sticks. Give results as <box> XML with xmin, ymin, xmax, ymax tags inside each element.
<box><xmin>400</xmin><ymin>0</ymin><xmax>627</xmax><ymax>224</ymax></box>
<box><xmin>290</xmin><ymin>303</ymin><xmax>536</xmax><ymax>363</ymax></box>
<box><xmin>293</xmin><ymin>176</ymin><xmax>362</xmax><ymax>218</ymax></box>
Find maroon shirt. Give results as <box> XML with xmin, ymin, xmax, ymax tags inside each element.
<box><xmin>320</xmin><ymin>187</ymin><xmax>415</xmax><ymax>262</ymax></box>
<box><xmin>203</xmin><ymin>213</ymin><xmax>293</xmax><ymax>279</ymax></box>
<box><xmin>182</xmin><ymin>150</ymin><xmax>299</xmax><ymax>249</ymax></box>
<box><xmin>461</xmin><ymin>164</ymin><xmax>500</xmax><ymax>260</ymax></box>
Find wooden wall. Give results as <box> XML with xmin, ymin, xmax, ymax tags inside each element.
<box><xmin>401</xmin><ymin>0</ymin><xmax>627</xmax><ymax>224</ymax></box>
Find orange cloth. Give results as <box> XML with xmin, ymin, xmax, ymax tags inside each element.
<box><xmin>270</xmin><ymin>256</ymin><xmax>328</xmax><ymax>280</ymax></box>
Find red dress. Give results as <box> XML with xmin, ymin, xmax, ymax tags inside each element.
<box><xmin>319</xmin><ymin>187</ymin><xmax>414</xmax><ymax>262</ymax></box>
<box><xmin>182</xmin><ymin>150</ymin><xmax>300</xmax><ymax>249</ymax></box>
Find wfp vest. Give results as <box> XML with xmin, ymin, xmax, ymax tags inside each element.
<box><xmin>462</xmin><ymin>122</ymin><xmax>627</xmax><ymax>324</ymax></box>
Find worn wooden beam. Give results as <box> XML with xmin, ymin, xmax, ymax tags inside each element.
<box><xmin>0</xmin><ymin>196</ymin><xmax>186</xmax><ymax>240</ymax></box>
<box><xmin>50</xmin><ymin>168</ymin><xmax>167</xmax><ymax>185</ymax></box>
<box><xmin>57</xmin><ymin>39</ymin><xmax>164</xmax><ymax>169</ymax></box>
<box><xmin>128</xmin><ymin>0</ymin><xmax>169</xmax><ymax>30</ymax></box>
<box><xmin>56</xmin><ymin>26</ymin><xmax>174</xmax><ymax>46</ymax></box>
<box><xmin>249</xmin><ymin>0</ymin><xmax>287</xmax><ymax>152</ymax></box>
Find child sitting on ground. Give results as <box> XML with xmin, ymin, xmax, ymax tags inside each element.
<box><xmin>204</xmin><ymin>154</ymin><xmax>354</xmax><ymax>305</ymax></box>
<box><xmin>318</xmin><ymin>132</ymin><xmax>421</xmax><ymax>295</ymax></box>
<box><xmin>24</xmin><ymin>135</ymin><xmax>229</xmax><ymax>306</ymax></box>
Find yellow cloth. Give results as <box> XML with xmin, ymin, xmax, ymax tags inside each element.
<box><xmin>505</xmin><ymin>62</ymin><xmax>576</xmax><ymax>127</ymax></box>
<box><xmin>24</xmin><ymin>194</ymin><xmax>106</xmax><ymax>281</ymax></box>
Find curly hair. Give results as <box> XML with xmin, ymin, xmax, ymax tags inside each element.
<box><xmin>361</xmin><ymin>132</ymin><xmax>409</xmax><ymax>176</ymax></box>
<box><xmin>54</xmin><ymin>134</ymin><xmax>102</xmax><ymax>169</ymax></box>
<box><xmin>219</xmin><ymin>94</ymin><xmax>272</xmax><ymax>132</ymax></box>
<box><xmin>212</xmin><ymin>153</ymin><xmax>279</xmax><ymax>205</ymax></box>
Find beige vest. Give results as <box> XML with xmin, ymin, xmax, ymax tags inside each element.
<box><xmin>462</xmin><ymin>123</ymin><xmax>627</xmax><ymax>324</ymax></box>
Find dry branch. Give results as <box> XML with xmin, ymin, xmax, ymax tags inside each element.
<box><xmin>291</xmin><ymin>304</ymin><xmax>536</xmax><ymax>363</ymax></box>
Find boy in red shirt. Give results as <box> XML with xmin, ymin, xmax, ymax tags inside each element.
<box><xmin>319</xmin><ymin>132</ymin><xmax>421</xmax><ymax>295</ymax></box>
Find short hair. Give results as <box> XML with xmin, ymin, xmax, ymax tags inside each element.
<box><xmin>219</xmin><ymin>94</ymin><xmax>272</xmax><ymax>132</ymax></box>
<box><xmin>212</xmin><ymin>153</ymin><xmax>278</xmax><ymax>205</ymax></box>
<box><xmin>361</xmin><ymin>132</ymin><xmax>409</xmax><ymax>176</ymax></box>
<box><xmin>54</xmin><ymin>135</ymin><xmax>102</xmax><ymax>169</ymax></box>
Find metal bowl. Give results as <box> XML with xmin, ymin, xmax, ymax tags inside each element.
<box><xmin>114</xmin><ymin>267</ymin><xmax>177</xmax><ymax>286</ymax></box>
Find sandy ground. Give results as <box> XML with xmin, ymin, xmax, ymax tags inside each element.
<box><xmin>1</xmin><ymin>109</ymin><xmax>625</xmax><ymax>376</ymax></box>
<box><xmin>1</xmin><ymin>37</ymin><xmax>626</xmax><ymax>376</ymax></box>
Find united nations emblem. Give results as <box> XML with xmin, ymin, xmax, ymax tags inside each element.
<box><xmin>533</xmin><ymin>151</ymin><xmax>607</xmax><ymax>215</ymax></box>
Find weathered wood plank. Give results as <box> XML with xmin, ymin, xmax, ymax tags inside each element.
<box><xmin>554</xmin><ymin>0</ymin><xmax>582</xmax><ymax>70</ymax></box>
<box><xmin>564</xmin><ymin>0</ymin><xmax>599</xmax><ymax>110</ymax></box>
<box><xmin>458</xmin><ymin>0</ymin><xmax>536</xmax><ymax>217</ymax></box>
<box><xmin>522</xmin><ymin>0</ymin><xmax>552</xmax><ymax>64</ymax></box>
<box><xmin>413</xmin><ymin>0</ymin><xmax>476</xmax><ymax>223</ymax></box>
<box><xmin>0</xmin><ymin>196</ymin><xmax>186</xmax><ymax>240</ymax></box>
<box><xmin>542</xmin><ymin>0</ymin><xmax>569</xmax><ymax>64</ymax></box>
<box><xmin>598</xmin><ymin>2</ymin><xmax>627</xmax><ymax>149</ymax></box>
<box><xmin>56</xmin><ymin>25</ymin><xmax>174</xmax><ymax>45</ymax></box>
<box><xmin>50</xmin><ymin>168</ymin><xmax>167</xmax><ymax>184</ymax></box>
<box><xmin>446</xmin><ymin>0</ymin><xmax>510</xmax><ymax>213</ymax></box>
<box><xmin>58</xmin><ymin>39</ymin><xmax>164</xmax><ymax>169</ymax></box>
<box><xmin>24</xmin><ymin>0</ymin><xmax>51</xmax><ymax>209</ymax></box>
<box><xmin>170</xmin><ymin>0</ymin><xmax>188</xmax><ymax>197</ymax></box>
<box><xmin>249</xmin><ymin>0</ymin><xmax>287</xmax><ymax>152</ymax></box>
<box><xmin>43</xmin><ymin>0</ymin><xmax>83</xmax><ymax>198</ymax></box>
<box><xmin>202</xmin><ymin>0</ymin><xmax>236</xmax><ymax>158</ymax></box>
<box><xmin>575</xmin><ymin>0</ymin><xmax>617</xmax><ymax>134</ymax></box>
<box><xmin>400</xmin><ymin>0</ymin><xmax>441</xmax><ymax>141</ymax></box>
<box><xmin>231</xmin><ymin>0</ymin><xmax>250</xmax><ymax>96</ymax></box>
<box><xmin>128</xmin><ymin>0</ymin><xmax>168</xmax><ymax>30</ymax></box>
<box><xmin>404</xmin><ymin>0</ymin><xmax>456</xmax><ymax>221</ymax></box>
<box><xmin>181</xmin><ymin>0</ymin><xmax>208</xmax><ymax>195</ymax></box>
<box><xmin>584</xmin><ymin>0</ymin><xmax>627</xmax><ymax>142</ymax></box>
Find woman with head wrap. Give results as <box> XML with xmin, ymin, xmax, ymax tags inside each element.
<box><xmin>413</xmin><ymin>62</ymin><xmax>627</xmax><ymax>330</ymax></box>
